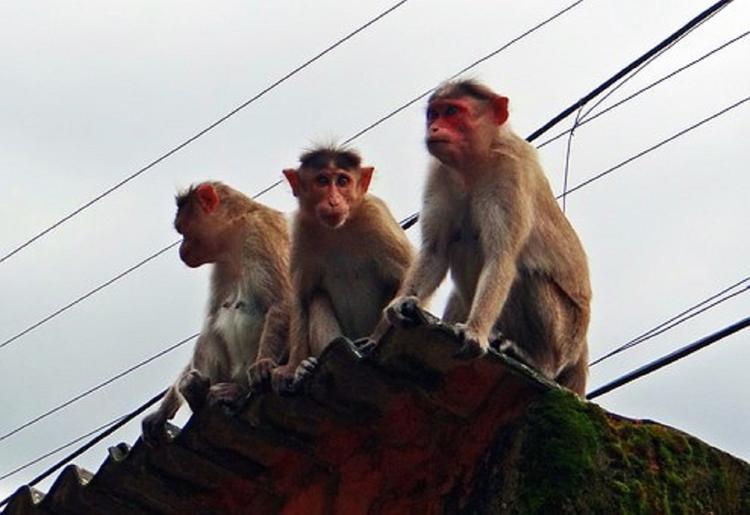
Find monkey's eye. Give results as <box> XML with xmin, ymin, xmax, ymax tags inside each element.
<box><xmin>445</xmin><ymin>105</ymin><xmax>459</xmax><ymax>116</ymax></box>
<box><xmin>426</xmin><ymin>108</ymin><xmax>438</xmax><ymax>122</ymax></box>
<box><xmin>336</xmin><ymin>175</ymin><xmax>350</xmax><ymax>187</ymax></box>
<box><xmin>315</xmin><ymin>175</ymin><xmax>330</xmax><ymax>186</ymax></box>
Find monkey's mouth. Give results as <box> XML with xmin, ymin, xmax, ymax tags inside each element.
<box><xmin>427</xmin><ymin>138</ymin><xmax>450</xmax><ymax>146</ymax></box>
<box><xmin>320</xmin><ymin>212</ymin><xmax>346</xmax><ymax>229</ymax></box>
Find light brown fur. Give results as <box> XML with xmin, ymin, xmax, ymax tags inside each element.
<box><xmin>142</xmin><ymin>181</ymin><xmax>290</xmax><ymax>443</ymax></box>
<box><xmin>387</xmin><ymin>80</ymin><xmax>591</xmax><ymax>394</ymax></box>
<box><xmin>273</xmin><ymin>146</ymin><xmax>413</xmax><ymax>392</ymax></box>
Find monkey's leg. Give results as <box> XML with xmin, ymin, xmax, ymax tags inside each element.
<box><xmin>286</xmin><ymin>294</ymin><xmax>342</xmax><ymax>390</ymax></box>
<box><xmin>178</xmin><ymin>369</ymin><xmax>211</xmax><ymax>413</ymax></box>
<box><xmin>141</xmin><ymin>386</ymin><xmax>181</xmax><ymax>446</ymax></box>
<box><xmin>443</xmin><ymin>290</ymin><xmax>468</xmax><ymax>324</ymax></box>
<box><xmin>308</xmin><ymin>293</ymin><xmax>342</xmax><ymax>357</ymax></box>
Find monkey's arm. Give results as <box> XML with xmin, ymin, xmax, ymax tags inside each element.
<box><xmin>248</xmin><ymin>301</ymin><xmax>289</xmax><ymax>387</ymax></box>
<box><xmin>141</xmin><ymin>366</ymin><xmax>188</xmax><ymax>444</ymax></box>
<box><xmin>386</xmin><ymin>235</ymin><xmax>449</xmax><ymax>327</ymax></box>
<box><xmin>458</xmin><ymin>180</ymin><xmax>532</xmax><ymax>357</ymax></box>
<box><xmin>271</xmin><ymin>298</ymin><xmax>309</xmax><ymax>393</ymax></box>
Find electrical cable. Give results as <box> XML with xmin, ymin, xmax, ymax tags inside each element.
<box><xmin>536</xmin><ymin>30</ymin><xmax>750</xmax><ymax>149</ymax></box>
<box><xmin>590</xmin><ymin>277</ymin><xmax>749</xmax><ymax>366</ymax></box>
<box><xmin>0</xmin><ymin>390</ymin><xmax>166</xmax><ymax>510</ymax></box>
<box><xmin>587</xmin><ymin>316</ymin><xmax>750</xmax><ymax>400</ymax></box>
<box><xmin>0</xmin><ymin>333</ymin><xmax>197</xmax><ymax>445</ymax></box>
<box><xmin>343</xmin><ymin>0</ymin><xmax>584</xmax><ymax>145</ymax></box>
<box><xmin>0</xmin><ymin>180</ymin><xmax>279</xmax><ymax>353</ymax></box>
<box><xmin>0</xmin><ymin>0</ymin><xmax>411</xmax><ymax>266</ymax></box>
<box><xmin>0</xmin><ymin>0</ymin><xmax>585</xmax><ymax>352</ymax></box>
<box><xmin>527</xmin><ymin>0</ymin><xmax>734</xmax><ymax>143</ymax></box>
<box><xmin>559</xmin><ymin>94</ymin><xmax>750</xmax><ymax>198</ymax></box>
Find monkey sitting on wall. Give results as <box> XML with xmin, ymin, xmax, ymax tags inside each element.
<box><xmin>271</xmin><ymin>145</ymin><xmax>413</xmax><ymax>393</ymax></box>
<box><xmin>386</xmin><ymin>79</ymin><xmax>592</xmax><ymax>395</ymax></box>
<box><xmin>142</xmin><ymin>181</ymin><xmax>291</xmax><ymax>443</ymax></box>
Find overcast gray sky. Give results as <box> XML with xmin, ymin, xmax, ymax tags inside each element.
<box><xmin>1</xmin><ymin>0</ymin><xmax>748</xmax><ymax>500</ymax></box>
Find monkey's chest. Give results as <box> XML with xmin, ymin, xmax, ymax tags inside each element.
<box><xmin>212</xmin><ymin>293</ymin><xmax>264</xmax><ymax>364</ymax></box>
<box><xmin>320</xmin><ymin>255</ymin><xmax>384</xmax><ymax>337</ymax></box>
<box><xmin>447</xmin><ymin>223</ymin><xmax>484</xmax><ymax>292</ymax></box>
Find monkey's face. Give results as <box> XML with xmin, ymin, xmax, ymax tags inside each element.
<box><xmin>425</xmin><ymin>97</ymin><xmax>506</xmax><ymax>167</ymax></box>
<box><xmin>174</xmin><ymin>207</ymin><xmax>221</xmax><ymax>267</ymax></box>
<box><xmin>306</xmin><ymin>169</ymin><xmax>359</xmax><ymax>229</ymax></box>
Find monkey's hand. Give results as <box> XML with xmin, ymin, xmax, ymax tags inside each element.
<box><xmin>178</xmin><ymin>369</ymin><xmax>210</xmax><ymax>413</ymax></box>
<box><xmin>141</xmin><ymin>411</ymin><xmax>169</xmax><ymax>446</ymax></box>
<box><xmin>452</xmin><ymin>323</ymin><xmax>489</xmax><ymax>360</ymax></box>
<box><xmin>271</xmin><ymin>364</ymin><xmax>298</xmax><ymax>395</ymax></box>
<box><xmin>294</xmin><ymin>357</ymin><xmax>319</xmax><ymax>386</ymax></box>
<box><xmin>206</xmin><ymin>382</ymin><xmax>245</xmax><ymax>409</ymax></box>
<box><xmin>248</xmin><ymin>358</ymin><xmax>278</xmax><ymax>389</ymax></box>
<box><xmin>385</xmin><ymin>295</ymin><xmax>422</xmax><ymax>328</ymax></box>
<box><xmin>352</xmin><ymin>337</ymin><xmax>377</xmax><ymax>355</ymax></box>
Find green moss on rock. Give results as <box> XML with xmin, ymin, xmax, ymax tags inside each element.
<box><xmin>464</xmin><ymin>389</ymin><xmax>750</xmax><ymax>514</ymax></box>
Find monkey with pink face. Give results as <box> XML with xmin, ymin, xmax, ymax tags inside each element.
<box><xmin>386</xmin><ymin>79</ymin><xmax>592</xmax><ymax>395</ymax></box>
<box><xmin>142</xmin><ymin>182</ymin><xmax>291</xmax><ymax>444</ymax></box>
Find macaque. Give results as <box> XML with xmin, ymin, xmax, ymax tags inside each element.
<box><xmin>142</xmin><ymin>181</ymin><xmax>291</xmax><ymax>443</ymax></box>
<box><xmin>386</xmin><ymin>79</ymin><xmax>591</xmax><ymax>395</ymax></box>
<box><xmin>272</xmin><ymin>145</ymin><xmax>413</xmax><ymax>392</ymax></box>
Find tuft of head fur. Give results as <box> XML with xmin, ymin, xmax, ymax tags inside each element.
<box><xmin>428</xmin><ymin>78</ymin><xmax>499</xmax><ymax>104</ymax></box>
<box><xmin>299</xmin><ymin>144</ymin><xmax>362</xmax><ymax>171</ymax></box>
<box><xmin>175</xmin><ymin>181</ymin><xmax>253</xmax><ymax>217</ymax></box>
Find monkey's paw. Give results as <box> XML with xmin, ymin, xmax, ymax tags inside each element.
<box><xmin>452</xmin><ymin>323</ymin><xmax>489</xmax><ymax>360</ymax></box>
<box><xmin>248</xmin><ymin>358</ymin><xmax>278</xmax><ymax>389</ymax></box>
<box><xmin>385</xmin><ymin>295</ymin><xmax>422</xmax><ymax>328</ymax></box>
<box><xmin>293</xmin><ymin>357</ymin><xmax>319</xmax><ymax>386</ymax></box>
<box><xmin>271</xmin><ymin>364</ymin><xmax>299</xmax><ymax>395</ymax></box>
<box><xmin>352</xmin><ymin>337</ymin><xmax>377</xmax><ymax>356</ymax></box>
<box><xmin>141</xmin><ymin>412</ymin><xmax>169</xmax><ymax>446</ymax></box>
<box><xmin>179</xmin><ymin>370</ymin><xmax>210</xmax><ymax>412</ymax></box>
<box><xmin>206</xmin><ymin>382</ymin><xmax>244</xmax><ymax>409</ymax></box>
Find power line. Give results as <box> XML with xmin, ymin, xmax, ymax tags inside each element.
<box><xmin>587</xmin><ymin>316</ymin><xmax>750</xmax><ymax>400</ymax></box>
<box><xmin>0</xmin><ymin>1</ymin><xmax>583</xmax><ymax>352</ymax></box>
<box><xmin>560</xmin><ymin>94</ymin><xmax>750</xmax><ymax>198</ymax></box>
<box><xmin>0</xmin><ymin>333</ymin><xmax>197</xmax><ymax>445</ymax></box>
<box><xmin>574</xmin><ymin>4</ymin><xmax>726</xmax><ymax>127</ymax></box>
<box><xmin>344</xmin><ymin>0</ymin><xmax>584</xmax><ymax>145</ymax></box>
<box><xmin>591</xmin><ymin>277</ymin><xmax>749</xmax><ymax>367</ymax></box>
<box><xmin>0</xmin><ymin>180</ymin><xmax>279</xmax><ymax>353</ymax></box>
<box><xmin>397</xmin><ymin>0</ymin><xmax>737</xmax><ymax>228</ymax></box>
<box><xmin>0</xmin><ymin>242</ymin><xmax>179</xmax><ymax>352</ymax></box>
<box><xmin>0</xmin><ymin>417</ymin><xmax>122</xmax><ymax>483</ymax></box>
<box><xmin>526</xmin><ymin>0</ymin><xmax>735</xmax><ymax>143</ymax></box>
<box><xmin>0</xmin><ymin>0</ymin><xmax>411</xmax><ymax>267</ymax></box>
<box><xmin>0</xmin><ymin>390</ymin><xmax>166</xmax><ymax>510</ymax></box>
<box><xmin>536</xmin><ymin>30</ymin><xmax>750</xmax><ymax>149</ymax></box>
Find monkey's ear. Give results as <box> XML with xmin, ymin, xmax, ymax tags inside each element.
<box><xmin>283</xmin><ymin>169</ymin><xmax>301</xmax><ymax>197</ymax></box>
<box><xmin>492</xmin><ymin>95</ymin><xmax>509</xmax><ymax>126</ymax></box>
<box><xmin>358</xmin><ymin>167</ymin><xmax>374</xmax><ymax>194</ymax></box>
<box><xmin>196</xmin><ymin>183</ymin><xmax>220</xmax><ymax>214</ymax></box>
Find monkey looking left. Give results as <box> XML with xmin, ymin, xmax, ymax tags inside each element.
<box><xmin>141</xmin><ymin>181</ymin><xmax>291</xmax><ymax>445</ymax></box>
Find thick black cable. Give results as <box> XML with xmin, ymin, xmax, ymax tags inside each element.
<box><xmin>591</xmin><ymin>278</ymin><xmax>749</xmax><ymax>366</ymax></box>
<box><xmin>0</xmin><ymin>333</ymin><xmax>197</xmax><ymax>445</ymax></box>
<box><xmin>560</xmin><ymin>94</ymin><xmax>749</xmax><ymax>198</ymax></box>
<box><xmin>0</xmin><ymin>0</ymin><xmax>583</xmax><ymax>345</ymax></box>
<box><xmin>344</xmin><ymin>0</ymin><xmax>584</xmax><ymax>146</ymax></box>
<box><xmin>575</xmin><ymin>7</ymin><xmax>723</xmax><ymax>126</ymax></box>
<box><xmin>0</xmin><ymin>418</ymin><xmax>122</xmax><ymax>483</ymax></box>
<box><xmin>527</xmin><ymin>0</ymin><xmax>735</xmax><ymax>143</ymax></box>
<box><xmin>537</xmin><ymin>30</ymin><xmax>750</xmax><ymax>149</ymax></box>
<box><xmin>0</xmin><ymin>0</ymin><xmax>411</xmax><ymax>266</ymax></box>
<box><xmin>587</xmin><ymin>317</ymin><xmax>750</xmax><ymax>400</ymax></box>
<box><xmin>0</xmin><ymin>390</ymin><xmax>167</xmax><ymax>510</ymax></box>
